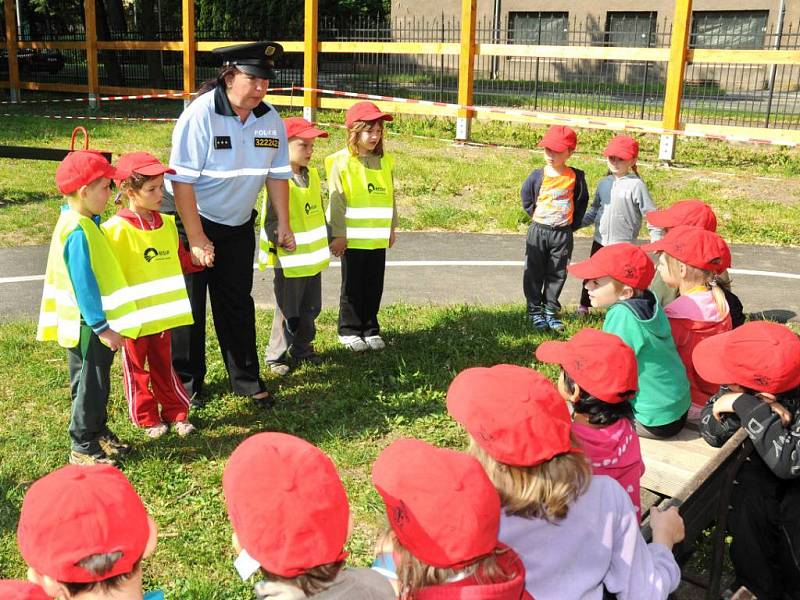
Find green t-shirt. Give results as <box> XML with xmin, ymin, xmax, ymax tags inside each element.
<box><xmin>603</xmin><ymin>296</ymin><xmax>691</xmax><ymax>426</ymax></box>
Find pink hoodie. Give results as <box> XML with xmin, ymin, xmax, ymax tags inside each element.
<box><xmin>665</xmin><ymin>290</ymin><xmax>731</xmax><ymax>408</ymax></box>
<box><xmin>572</xmin><ymin>419</ymin><xmax>644</xmax><ymax>516</ymax></box>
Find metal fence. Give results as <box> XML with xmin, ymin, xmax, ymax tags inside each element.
<box><xmin>1</xmin><ymin>0</ymin><xmax>799</xmax><ymax>145</ymax></box>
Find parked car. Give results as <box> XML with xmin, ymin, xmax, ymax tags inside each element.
<box><xmin>0</xmin><ymin>49</ymin><xmax>65</xmax><ymax>74</ymax></box>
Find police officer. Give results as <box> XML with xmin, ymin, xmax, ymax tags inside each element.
<box><xmin>166</xmin><ymin>41</ymin><xmax>295</xmax><ymax>407</ymax></box>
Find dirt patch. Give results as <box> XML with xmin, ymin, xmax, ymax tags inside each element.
<box><xmin>662</xmin><ymin>167</ymin><xmax>799</xmax><ymax>206</ymax></box>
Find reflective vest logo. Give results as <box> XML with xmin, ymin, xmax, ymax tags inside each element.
<box><xmin>367</xmin><ymin>182</ymin><xmax>387</xmax><ymax>194</ymax></box>
<box><xmin>304</xmin><ymin>202</ymin><xmax>312</xmax><ymax>215</ymax></box>
<box><xmin>143</xmin><ymin>247</ymin><xmax>171</xmax><ymax>263</ymax></box>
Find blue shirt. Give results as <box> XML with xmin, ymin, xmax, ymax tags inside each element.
<box><xmin>144</xmin><ymin>591</ymin><xmax>165</xmax><ymax>600</ymax></box>
<box><xmin>63</xmin><ymin>209</ymin><xmax>108</xmax><ymax>334</ymax></box>
<box><xmin>166</xmin><ymin>86</ymin><xmax>292</xmax><ymax>226</ymax></box>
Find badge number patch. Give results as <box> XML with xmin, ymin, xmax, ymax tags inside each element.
<box><xmin>214</xmin><ymin>136</ymin><xmax>232</xmax><ymax>149</ymax></box>
<box><xmin>254</xmin><ymin>137</ymin><xmax>280</xmax><ymax>148</ymax></box>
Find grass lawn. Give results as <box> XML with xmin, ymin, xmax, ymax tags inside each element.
<box><xmin>0</xmin><ymin>302</ymin><xmax>595</xmax><ymax>598</ymax></box>
<box><xmin>0</xmin><ymin>97</ymin><xmax>798</xmax><ymax>247</ymax></box>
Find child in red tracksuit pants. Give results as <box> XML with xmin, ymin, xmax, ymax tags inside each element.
<box><xmin>102</xmin><ymin>152</ymin><xmax>204</xmax><ymax>438</ymax></box>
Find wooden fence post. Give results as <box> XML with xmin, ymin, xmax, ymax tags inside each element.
<box><xmin>84</xmin><ymin>0</ymin><xmax>99</xmax><ymax>107</ymax></box>
<box><xmin>3</xmin><ymin>0</ymin><xmax>19</xmax><ymax>102</ymax></box>
<box><xmin>303</xmin><ymin>0</ymin><xmax>319</xmax><ymax>122</ymax></box>
<box><xmin>182</xmin><ymin>0</ymin><xmax>196</xmax><ymax>108</ymax></box>
<box><xmin>660</xmin><ymin>0</ymin><xmax>693</xmax><ymax>161</ymax></box>
<box><xmin>456</xmin><ymin>0</ymin><xmax>477</xmax><ymax>141</ymax></box>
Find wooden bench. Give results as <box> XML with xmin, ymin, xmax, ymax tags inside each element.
<box><xmin>639</xmin><ymin>425</ymin><xmax>752</xmax><ymax>600</ymax></box>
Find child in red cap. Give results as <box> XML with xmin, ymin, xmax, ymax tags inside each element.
<box><xmin>102</xmin><ymin>152</ymin><xmax>201</xmax><ymax>439</ymax></box>
<box><xmin>643</xmin><ymin>225</ymin><xmax>733</xmax><ymax>419</ymax></box>
<box><xmin>16</xmin><ymin>464</ymin><xmax>162</xmax><ymax>600</ymax></box>
<box><xmin>577</xmin><ymin>135</ymin><xmax>661</xmax><ymax>315</ymax></box>
<box><xmin>694</xmin><ymin>322</ymin><xmax>800</xmax><ymax>599</ymax></box>
<box><xmin>536</xmin><ymin>328</ymin><xmax>645</xmax><ymax>515</ymax></box>
<box><xmin>223</xmin><ymin>432</ymin><xmax>395</xmax><ymax>599</ymax></box>
<box><xmin>258</xmin><ymin>117</ymin><xmax>331</xmax><ymax>376</ymax></box>
<box><xmin>646</xmin><ymin>199</ymin><xmax>745</xmax><ymax>327</ymax></box>
<box><xmin>521</xmin><ymin>125</ymin><xmax>589</xmax><ymax>330</ymax></box>
<box><xmin>568</xmin><ymin>243</ymin><xmax>691</xmax><ymax>438</ymax></box>
<box><xmin>446</xmin><ymin>364</ymin><xmax>684</xmax><ymax>599</ymax></box>
<box><xmin>372</xmin><ymin>437</ymin><xmax>532</xmax><ymax>599</ymax></box>
<box><xmin>0</xmin><ymin>581</ymin><xmax>50</xmax><ymax>599</ymax></box>
<box><xmin>37</xmin><ymin>150</ymin><xmax>141</xmax><ymax>465</ymax></box>
<box><xmin>326</xmin><ymin>102</ymin><xmax>396</xmax><ymax>352</ymax></box>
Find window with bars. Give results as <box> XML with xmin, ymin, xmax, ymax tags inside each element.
<box><xmin>690</xmin><ymin>11</ymin><xmax>768</xmax><ymax>49</ymax></box>
<box><xmin>606</xmin><ymin>11</ymin><xmax>656</xmax><ymax>48</ymax></box>
<box><xmin>508</xmin><ymin>12</ymin><xmax>569</xmax><ymax>45</ymax></box>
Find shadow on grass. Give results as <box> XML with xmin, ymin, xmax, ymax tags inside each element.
<box><xmin>0</xmin><ymin>191</ymin><xmax>54</xmax><ymax>207</ymax></box>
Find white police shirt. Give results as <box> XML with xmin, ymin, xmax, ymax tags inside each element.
<box><xmin>166</xmin><ymin>86</ymin><xmax>292</xmax><ymax>227</ymax></box>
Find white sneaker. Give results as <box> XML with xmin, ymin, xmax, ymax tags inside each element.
<box><xmin>173</xmin><ymin>420</ymin><xmax>196</xmax><ymax>437</ymax></box>
<box><xmin>338</xmin><ymin>335</ymin><xmax>368</xmax><ymax>352</ymax></box>
<box><xmin>364</xmin><ymin>335</ymin><xmax>386</xmax><ymax>350</ymax></box>
<box><xmin>145</xmin><ymin>423</ymin><xmax>168</xmax><ymax>439</ymax></box>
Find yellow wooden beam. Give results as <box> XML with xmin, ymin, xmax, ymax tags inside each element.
<box><xmin>478</xmin><ymin>44</ymin><xmax>670</xmax><ymax>62</ymax></box>
<box><xmin>98</xmin><ymin>85</ymin><xmax>184</xmax><ymax>96</ymax></box>
<box><xmin>683</xmin><ymin>122</ymin><xmax>800</xmax><ymax>145</ymax></box>
<box><xmin>18</xmin><ymin>81</ymin><xmax>90</xmax><ymax>93</ymax></box>
<box><xmin>662</xmin><ymin>0</ymin><xmax>692</xmax><ymax>131</ymax></box>
<box><xmin>196</xmin><ymin>41</ymin><xmax>304</xmax><ymax>53</ymax></box>
<box><xmin>96</xmin><ymin>41</ymin><xmax>184</xmax><ymax>51</ymax></box>
<box><xmin>318</xmin><ymin>96</ymin><xmax>457</xmax><ymax>117</ymax></box>
<box><xmin>303</xmin><ymin>0</ymin><xmax>319</xmax><ymax>116</ymax></box>
<box><xmin>689</xmin><ymin>48</ymin><xmax>800</xmax><ymax>65</ymax></box>
<box><xmin>17</xmin><ymin>40</ymin><xmax>85</xmax><ymax>50</ymax></box>
<box><xmin>319</xmin><ymin>41</ymin><xmax>461</xmax><ymax>55</ymax></box>
<box><xmin>4</xmin><ymin>0</ymin><xmax>20</xmax><ymax>97</ymax></box>
<box><xmin>457</xmin><ymin>0</ymin><xmax>477</xmax><ymax>126</ymax></box>
<box><xmin>181</xmin><ymin>0</ymin><xmax>196</xmax><ymax>97</ymax></box>
<box><xmin>84</xmin><ymin>0</ymin><xmax>98</xmax><ymax>97</ymax></box>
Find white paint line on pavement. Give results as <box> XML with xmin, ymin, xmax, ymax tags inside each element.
<box><xmin>3</xmin><ymin>263</ymin><xmax>800</xmax><ymax>285</ymax></box>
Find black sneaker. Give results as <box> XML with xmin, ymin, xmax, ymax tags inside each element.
<box><xmin>69</xmin><ymin>450</ymin><xmax>117</xmax><ymax>466</ymax></box>
<box><xmin>98</xmin><ymin>432</ymin><xmax>132</xmax><ymax>457</ymax></box>
<box><xmin>544</xmin><ymin>311</ymin><xmax>565</xmax><ymax>332</ymax></box>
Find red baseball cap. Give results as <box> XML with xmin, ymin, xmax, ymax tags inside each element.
<box><xmin>345</xmin><ymin>101</ymin><xmax>393</xmax><ymax>128</ymax></box>
<box><xmin>568</xmin><ymin>243</ymin><xmax>655</xmax><ymax>289</ymax></box>
<box><xmin>16</xmin><ymin>465</ymin><xmax>150</xmax><ymax>584</ymax></box>
<box><xmin>538</xmin><ymin>125</ymin><xmax>577</xmax><ymax>152</ymax></box>
<box><xmin>283</xmin><ymin>117</ymin><xmax>329</xmax><ymax>140</ymax></box>
<box><xmin>223</xmin><ymin>433</ymin><xmax>349</xmax><ymax>578</ymax></box>
<box><xmin>642</xmin><ymin>225</ymin><xmax>731</xmax><ymax>273</ymax></box>
<box><xmin>646</xmin><ymin>199</ymin><xmax>717</xmax><ymax>232</ymax></box>
<box><xmin>114</xmin><ymin>152</ymin><xmax>175</xmax><ymax>183</ymax></box>
<box><xmin>55</xmin><ymin>150</ymin><xmax>117</xmax><ymax>194</ymax></box>
<box><xmin>603</xmin><ymin>135</ymin><xmax>639</xmax><ymax>160</ymax></box>
<box><xmin>693</xmin><ymin>321</ymin><xmax>800</xmax><ymax>394</ymax></box>
<box><xmin>536</xmin><ymin>328</ymin><xmax>638</xmax><ymax>404</ymax></box>
<box><xmin>372</xmin><ymin>438</ymin><xmax>501</xmax><ymax>569</ymax></box>
<box><xmin>446</xmin><ymin>364</ymin><xmax>576</xmax><ymax>467</ymax></box>
<box><xmin>0</xmin><ymin>581</ymin><xmax>51</xmax><ymax>600</ymax></box>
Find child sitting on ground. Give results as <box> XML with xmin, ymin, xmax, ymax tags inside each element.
<box><xmin>372</xmin><ymin>437</ymin><xmax>532</xmax><ymax>599</ymax></box>
<box><xmin>536</xmin><ymin>327</ymin><xmax>645</xmax><ymax>515</ymax></box>
<box><xmin>568</xmin><ymin>243</ymin><xmax>691</xmax><ymax>438</ymax></box>
<box><xmin>643</xmin><ymin>225</ymin><xmax>732</xmax><ymax>420</ymax></box>
<box><xmin>695</xmin><ymin>321</ymin><xmax>800</xmax><ymax>600</ymax></box>
<box><xmin>17</xmin><ymin>464</ymin><xmax>163</xmax><ymax>600</ymax></box>
<box><xmin>223</xmin><ymin>432</ymin><xmax>395</xmax><ymax>599</ymax></box>
<box><xmin>646</xmin><ymin>199</ymin><xmax>744</xmax><ymax>327</ymax></box>
<box><xmin>520</xmin><ymin>125</ymin><xmax>589</xmax><ymax>331</ymax></box>
<box><xmin>446</xmin><ymin>364</ymin><xmax>683</xmax><ymax>599</ymax></box>
<box><xmin>103</xmin><ymin>152</ymin><xmax>200</xmax><ymax>439</ymax></box>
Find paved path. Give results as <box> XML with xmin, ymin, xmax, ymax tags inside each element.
<box><xmin>1</xmin><ymin>232</ymin><xmax>799</xmax><ymax>322</ymax></box>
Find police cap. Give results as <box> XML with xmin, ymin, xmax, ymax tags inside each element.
<box><xmin>213</xmin><ymin>41</ymin><xmax>283</xmax><ymax>79</ymax></box>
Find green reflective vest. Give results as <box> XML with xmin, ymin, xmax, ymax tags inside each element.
<box><xmin>101</xmin><ymin>213</ymin><xmax>194</xmax><ymax>336</ymax></box>
<box><xmin>37</xmin><ymin>209</ymin><xmax>141</xmax><ymax>348</ymax></box>
<box><xmin>325</xmin><ymin>149</ymin><xmax>394</xmax><ymax>250</ymax></box>
<box><xmin>258</xmin><ymin>168</ymin><xmax>330</xmax><ymax>278</ymax></box>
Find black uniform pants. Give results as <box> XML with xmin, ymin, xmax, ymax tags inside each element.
<box><xmin>172</xmin><ymin>212</ymin><xmax>265</xmax><ymax>398</ymax></box>
<box><xmin>338</xmin><ymin>248</ymin><xmax>386</xmax><ymax>337</ymax></box>
<box><xmin>523</xmin><ymin>223</ymin><xmax>573</xmax><ymax>313</ymax></box>
<box><xmin>67</xmin><ymin>322</ymin><xmax>115</xmax><ymax>455</ymax></box>
<box><xmin>579</xmin><ymin>240</ymin><xmax>605</xmax><ymax>309</ymax></box>
<box><xmin>728</xmin><ymin>455</ymin><xmax>800</xmax><ymax>600</ymax></box>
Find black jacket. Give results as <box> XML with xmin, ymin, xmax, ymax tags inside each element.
<box><xmin>520</xmin><ymin>167</ymin><xmax>589</xmax><ymax>231</ymax></box>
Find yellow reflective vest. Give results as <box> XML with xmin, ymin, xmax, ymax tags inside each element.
<box><xmin>258</xmin><ymin>168</ymin><xmax>331</xmax><ymax>278</ymax></box>
<box><xmin>101</xmin><ymin>213</ymin><xmax>194</xmax><ymax>336</ymax></box>
<box><xmin>37</xmin><ymin>209</ymin><xmax>141</xmax><ymax>348</ymax></box>
<box><xmin>325</xmin><ymin>149</ymin><xmax>394</xmax><ymax>250</ymax></box>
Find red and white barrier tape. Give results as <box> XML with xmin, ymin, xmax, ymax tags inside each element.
<box><xmin>0</xmin><ymin>87</ymin><xmax>297</xmax><ymax>105</ymax></box>
<box><xmin>1</xmin><ymin>85</ymin><xmax>797</xmax><ymax>147</ymax></box>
